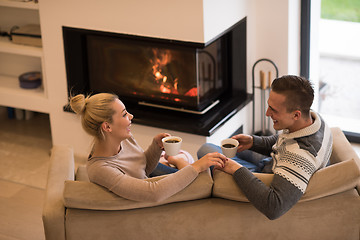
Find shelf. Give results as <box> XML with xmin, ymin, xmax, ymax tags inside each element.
<box><xmin>0</xmin><ymin>74</ymin><xmax>49</xmax><ymax>113</ymax></box>
<box><xmin>0</xmin><ymin>37</ymin><xmax>42</xmax><ymax>57</ymax></box>
<box><xmin>0</xmin><ymin>1</ymin><xmax>48</xmax><ymax>113</ymax></box>
<box><xmin>0</xmin><ymin>0</ymin><xmax>38</xmax><ymax>10</ymax></box>
<box><xmin>0</xmin><ymin>74</ymin><xmax>43</xmax><ymax>96</ymax></box>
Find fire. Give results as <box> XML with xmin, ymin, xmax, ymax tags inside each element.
<box><xmin>154</xmin><ymin>71</ymin><xmax>162</xmax><ymax>80</ymax></box>
<box><xmin>151</xmin><ymin>49</ymin><xmax>171</xmax><ymax>83</ymax></box>
<box><xmin>150</xmin><ymin>49</ymin><xmax>179</xmax><ymax>94</ymax></box>
<box><xmin>185</xmin><ymin>87</ymin><xmax>198</xmax><ymax>97</ymax></box>
<box><xmin>149</xmin><ymin>48</ymin><xmax>197</xmax><ymax>100</ymax></box>
<box><xmin>160</xmin><ymin>85</ymin><xmax>171</xmax><ymax>94</ymax></box>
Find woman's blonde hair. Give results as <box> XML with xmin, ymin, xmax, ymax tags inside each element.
<box><xmin>69</xmin><ymin>93</ymin><xmax>118</xmax><ymax>140</ymax></box>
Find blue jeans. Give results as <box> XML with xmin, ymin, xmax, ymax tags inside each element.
<box><xmin>149</xmin><ymin>163</ymin><xmax>178</xmax><ymax>177</ymax></box>
<box><xmin>197</xmin><ymin>143</ymin><xmax>273</xmax><ymax>173</ymax></box>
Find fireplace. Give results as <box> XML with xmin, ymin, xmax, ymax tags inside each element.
<box><xmin>63</xmin><ymin>17</ymin><xmax>251</xmax><ymax>135</ymax></box>
<box><xmin>84</xmin><ymin>34</ymin><xmax>225</xmax><ymax>114</ymax></box>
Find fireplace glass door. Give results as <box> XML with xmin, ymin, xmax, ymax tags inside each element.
<box><xmin>86</xmin><ymin>33</ymin><xmax>225</xmax><ymax>111</ymax></box>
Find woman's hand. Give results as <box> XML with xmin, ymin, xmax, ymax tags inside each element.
<box><xmin>215</xmin><ymin>159</ymin><xmax>243</xmax><ymax>175</ymax></box>
<box><xmin>154</xmin><ymin>133</ymin><xmax>170</xmax><ymax>149</ymax></box>
<box><xmin>191</xmin><ymin>152</ymin><xmax>228</xmax><ymax>173</ymax></box>
<box><xmin>165</xmin><ymin>154</ymin><xmax>190</xmax><ymax>169</ymax></box>
<box><xmin>231</xmin><ymin>134</ymin><xmax>253</xmax><ymax>152</ymax></box>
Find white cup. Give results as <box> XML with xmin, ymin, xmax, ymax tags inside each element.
<box><xmin>162</xmin><ymin>136</ymin><xmax>182</xmax><ymax>156</ymax></box>
<box><xmin>221</xmin><ymin>138</ymin><xmax>239</xmax><ymax>158</ymax></box>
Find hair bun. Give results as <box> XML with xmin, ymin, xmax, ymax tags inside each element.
<box><xmin>69</xmin><ymin>94</ymin><xmax>87</xmax><ymax>114</ymax></box>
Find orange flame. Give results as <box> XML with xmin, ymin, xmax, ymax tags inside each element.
<box><xmin>160</xmin><ymin>85</ymin><xmax>171</xmax><ymax>94</ymax></box>
<box><xmin>150</xmin><ymin>49</ymin><xmax>197</xmax><ymax>100</ymax></box>
<box><xmin>185</xmin><ymin>87</ymin><xmax>198</xmax><ymax>97</ymax></box>
<box><xmin>151</xmin><ymin>49</ymin><xmax>179</xmax><ymax>94</ymax></box>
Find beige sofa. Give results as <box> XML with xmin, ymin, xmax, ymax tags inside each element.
<box><xmin>42</xmin><ymin>127</ymin><xmax>360</xmax><ymax>240</ymax></box>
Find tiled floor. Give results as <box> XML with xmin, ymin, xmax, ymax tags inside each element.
<box><xmin>0</xmin><ymin>107</ymin><xmax>50</xmax><ymax>240</ymax></box>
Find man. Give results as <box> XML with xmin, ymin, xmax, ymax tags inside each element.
<box><xmin>197</xmin><ymin>75</ymin><xmax>333</xmax><ymax>220</ymax></box>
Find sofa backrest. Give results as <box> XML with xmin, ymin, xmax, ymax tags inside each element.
<box><xmin>64</xmin><ymin>127</ymin><xmax>360</xmax><ymax>210</ymax></box>
<box><xmin>63</xmin><ymin>169</ymin><xmax>213</xmax><ymax>210</ymax></box>
<box><xmin>330</xmin><ymin>127</ymin><xmax>360</xmax><ymax>165</ymax></box>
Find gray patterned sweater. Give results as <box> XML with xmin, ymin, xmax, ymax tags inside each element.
<box><xmin>233</xmin><ymin>111</ymin><xmax>333</xmax><ymax>219</ymax></box>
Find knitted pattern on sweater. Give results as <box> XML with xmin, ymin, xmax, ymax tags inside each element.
<box><xmin>271</xmin><ymin>111</ymin><xmax>332</xmax><ymax>193</ymax></box>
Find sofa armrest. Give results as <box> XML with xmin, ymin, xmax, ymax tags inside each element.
<box><xmin>42</xmin><ymin>145</ymin><xmax>75</xmax><ymax>240</ymax></box>
<box><xmin>63</xmin><ymin>169</ymin><xmax>213</xmax><ymax>211</ymax></box>
<box><xmin>330</xmin><ymin>127</ymin><xmax>360</xmax><ymax>194</ymax></box>
<box><xmin>302</xmin><ymin>158</ymin><xmax>360</xmax><ymax>200</ymax></box>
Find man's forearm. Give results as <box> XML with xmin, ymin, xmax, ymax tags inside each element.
<box><xmin>233</xmin><ymin>167</ymin><xmax>303</xmax><ymax>220</ymax></box>
<box><xmin>250</xmin><ymin>135</ymin><xmax>278</xmax><ymax>156</ymax></box>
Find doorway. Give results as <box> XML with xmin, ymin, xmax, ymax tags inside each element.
<box><xmin>318</xmin><ymin>0</ymin><xmax>360</xmax><ymax>138</ymax></box>
<box><xmin>305</xmin><ymin>0</ymin><xmax>360</xmax><ymax>142</ymax></box>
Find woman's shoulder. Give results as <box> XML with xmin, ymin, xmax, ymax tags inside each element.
<box><xmin>121</xmin><ymin>136</ymin><xmax>144</xmax><ymax>152</ymax></box>
<box><xmin>87</xmin><ymin>155</ymin><xmax>126</xmax><ymax>180</ymax></box>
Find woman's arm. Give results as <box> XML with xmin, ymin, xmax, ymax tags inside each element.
<box><xmin>89</xmin><ymin>152</ymin><xmax>226</xmax><ymax>202</ymax></box>
<box><xmin>89</xmin><ymin>164</ymin><xmax>198</xmax><ymax>202</ymax></box>
<box><xmin>143</xmin><ymin>139</ymin><xmax>163</xmax><ymax>176</ymax></box>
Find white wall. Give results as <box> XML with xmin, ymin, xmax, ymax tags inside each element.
<box><xmin>39</xmin><ymin>0</ymin><xmax>301</xmax><ymax>158</ymax></box>
<box><xmin>203</xmin><ymin>0</ymin><xmax>249</xmax><ymax>42</ymax></box>
<box><xmin>247</xmin><ymin>0</ymin><xmax>301</xmax><ymax>133</ymax></box>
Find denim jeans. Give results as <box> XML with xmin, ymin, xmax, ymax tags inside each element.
<box><xmin>197</xmin><ymin>143</ymin><xmax>273</xmax><ymax>173</ymax></box>
<box><xmin>149</xmin><ymin>163</ymin><xmax>178</xmax><ymax>177</ymax></box>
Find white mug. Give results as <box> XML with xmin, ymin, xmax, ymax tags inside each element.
<box><xmin>162</xmin><ymin>136</ymin><xmax>182</xmax><ymax>156</ymax></box>
<box><xmin>221</xmin><ymin>138</ymin><xmax>239</xmax><ymax>158</ymax></box>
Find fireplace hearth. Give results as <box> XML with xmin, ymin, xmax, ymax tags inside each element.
<box><xmin>63</xmin><ymin>17</ymin><xmax>251</xmax><ymax>136</ymax></box>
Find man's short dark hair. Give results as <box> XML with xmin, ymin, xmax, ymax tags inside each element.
<box><xmin>271</xmin><ymin>75</ymin><xmax>314</xmax><ymax>118</ymax></box>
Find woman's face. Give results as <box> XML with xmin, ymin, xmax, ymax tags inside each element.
<box><xmin>108</xmin><ymin>99</ymin><xmax>134</xmax><ymax>140</ymax></box>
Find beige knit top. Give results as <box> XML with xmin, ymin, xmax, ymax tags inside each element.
<box><xmin>87</xmin><ymin>136</ymin><xmax>198</xmax><ymax>202</ymax></box>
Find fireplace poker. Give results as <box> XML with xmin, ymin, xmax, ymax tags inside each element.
<box><xmin>267</xmin><ymin>71</ymin><xmax>272</xmax><ymax>131</ymax></box>
<box><xmin>260</xmin><ymin>70</ymin><xmax>266</xmax><ymax>135</ymax></box>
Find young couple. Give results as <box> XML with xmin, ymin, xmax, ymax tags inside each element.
<box><xmin>70</xmin><ymin>75</ymin><xmax>332</xmax><ymax>219</ymax></box>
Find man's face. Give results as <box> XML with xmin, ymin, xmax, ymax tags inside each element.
<box><xmin>266</xmin><ymin>91</ymin><xmax>297</xmax><ymax>132</ymax></box>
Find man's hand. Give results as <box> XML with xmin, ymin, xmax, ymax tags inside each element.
<box><xmin>191</xmin><ymin>152</ymin><xmax>228</xmax><ymax>173</ymax></box>
<box><xmin>216</xmin><ymin>158</ymin><xmax>243</xmax><ymax>175</ymax></box>
<box><xmin>231</xmin><ymin>134</ymin><xmax>253</xmax><ymax>152</ymax></box>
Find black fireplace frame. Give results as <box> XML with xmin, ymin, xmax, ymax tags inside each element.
<box><xmin>62</xmin><ymin>17</ymin><xmax>252</xmax><ymax>136</ymax></box>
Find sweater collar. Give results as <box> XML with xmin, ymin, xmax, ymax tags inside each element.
<box><xmin>281</xmin><ymin>111</ymin><xmax>321</xmax><ymax>139</ymax></box>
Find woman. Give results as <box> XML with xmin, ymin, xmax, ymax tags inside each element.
<box><xmin>70</xmin><ymin>93</ymin><xmax>227</xmax><ymax>202</ymax></box>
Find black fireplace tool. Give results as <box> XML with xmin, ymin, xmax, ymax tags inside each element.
<box><xmin>252</xmin><ymin>58</ymin><xmax>279</xmax><ymax>136</ymax></box>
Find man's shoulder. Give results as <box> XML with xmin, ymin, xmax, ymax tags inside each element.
<box><xmin>290</xmin><ymin>111</ymin><xmax>331</xmax><ymax>156</ymax></box>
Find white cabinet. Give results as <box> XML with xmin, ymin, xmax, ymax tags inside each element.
<box><xmin>0</xmin><ymin>0</ymin><xmax>49</xmax><ymax>113</ymax></box>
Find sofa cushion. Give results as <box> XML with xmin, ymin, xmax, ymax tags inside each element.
<box><xmin>212</xmin><ymin>158</ymin><xmax>360</xmax><ymax>202</ymax></box>
<box><xmin>63</xmin><ymin>169</ymin><xmax>213</xmax><ymax>210</ymax></box>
